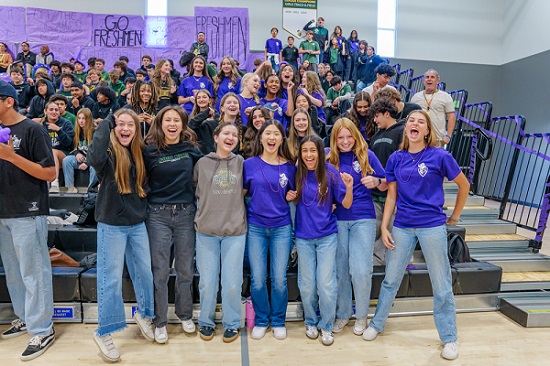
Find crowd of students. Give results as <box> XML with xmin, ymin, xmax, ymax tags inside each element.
<box><xmin>1</xmin><ymin>20</ymin><xmax>469</xmax><ymax>363</ymax></box>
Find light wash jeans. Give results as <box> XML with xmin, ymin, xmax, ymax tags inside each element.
<box><xmin>296</xmin><ymin>233</ymin><xmax>337</xmax><ymax>332</ymax></box>
<box><xmin>96</xmin><ymin>222</ymin><xmax>155</xmax><ymax>336</ymax></box>
<box><xmin>62</xmin><ymin>155</ymin><xmax>97</xmax><ymax>187</ymax></box>
<box><xmin>369</xmin><ymin>224</ymin><xmax>457</xmax><ymax>343</ymax></box>
<box><xmin>247</xmin><ymin>224</ymin><xmax>292</xmax><ymax>327</ymax></box>
<box><xmin>336</xmin><ymin>219</ymin><xmax>376</xmax><ymax>320</ymax></box>
<box><xmin>146</xmin><ymin>203</ymin><xmax>196</xmax><ymax>328</ymax></box>
<box><xmin>0</xmin><ymin>216</ymin><xmax>53</xmax><ymax>336</ymax></box>
<box><xmin>196</xmin><ymin>232</ymin><xmax>246</xmax><ymax>330</ymax></box>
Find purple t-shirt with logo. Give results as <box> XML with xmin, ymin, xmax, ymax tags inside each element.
<box><xmin>334</xmin><ymin>150</ymin><xmax>385</xmax><ymax>220</ymax></box>
<box><xmin>265</xmin><ymin>38</ymin><xmax>283</xmax><ymax>54</ymax></box>
<box><xmin>216</xmin><ymin>77</ymin><xmax>241</xmax><ymax>111</ymax></box>
<box><xmin>177</xmin><ymin>76</ymin><xmax>214</xmax><ymax>114</ymax></box>
<box><xmin>238</xmin><ymin>94</ymin><xmax>260</xmax><ymax>127</ymax></box>
<box><xmin>385</xmin><ymin>146</ymin><xmax>461</xmax><ymax>228</ymax></box>
<box><xmin>244</xmin><ymin>156</ymin><xmax>296</xmax><ymax>228</ymax></box>
<box><xmin>295</xmin><ymin>164</ymin><xmax>347</xmax><ymax>239</ymax></box>
<box><xmin>260</xmin><ymin>97</ymin><xmax>289</xmax><ymax>130</ymax></box>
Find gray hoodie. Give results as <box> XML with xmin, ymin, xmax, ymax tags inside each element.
<box><xmin>193</xmin><ymin>152</ymin><xmax>247</xmax><ymax>236</ymax></box>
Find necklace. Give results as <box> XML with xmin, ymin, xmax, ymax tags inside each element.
<box><xmin>193</xmin><ymin>75</ymin><xmax>202</xmax><ymax>82</ymax></box>
<box><xmin>301</xmin><ymin>172</ymin><xmax>321</xmax><ymax>207</ymax></box>
<box><xmin>422</xmin><ymin>90</ymin><xmax>436</xmax><ymax>114</ymax></box>
<box><xmin>398</xmin><ymin>146</ymin><xmax>428</xmax><ymax>182</ymax></box>
<box><xmin>259</xmin><ymin>155</ymin><xmax>281</xmax><ymax>193</ymax></box>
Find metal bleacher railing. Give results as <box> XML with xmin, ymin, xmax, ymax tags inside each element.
<box><xmin>448</xmin><ymin>103</ymin><xmax>550</xmax><ymax>251</ymax></box>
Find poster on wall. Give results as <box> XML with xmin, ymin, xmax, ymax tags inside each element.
<box><xmin>282</xmin><ymin>0</ymin><xmax>317</xmax><ymax>39</ymax></box>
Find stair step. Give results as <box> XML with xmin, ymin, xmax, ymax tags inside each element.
<box><xmin>500</xmin><ymin>295</ymin><xmax>550</xmax><ymax>327</ymax></box>
<box><xmin>458</xmin><ymin>219</ymin><xmax>517</xmax><ymax>235</ymax></box>
<box><xmin>470</xmin><ymin>249</ymin><xmax>550</xmax><ymax>272</ymax></box>
<box><xmin>445</xmin><ymin>195</ymin><xmax>485</xmax><ymax>207</ymax></box>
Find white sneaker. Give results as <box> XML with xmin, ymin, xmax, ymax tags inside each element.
<box><xmin>333</xmin><ymin>318</ymin><xmax>349</xmax><ymax>333</ymax></box>
<box><xmin>181</xmin><ymin>319</ymin><xmax>196</xmax><ymax>333</ymax></box>
<box><xmin>353</xmin><ymin>317</ymin><xmax>368</xmax><ymax>335</ymax></box>
<box><xmin>441</xmin><ymin>342</ymin><xmax>459</xmax><ymax>360</ymax></box>
<box><xmin>305</xmin><ymin>325</ymin><xmax>318</xmax><ymax>339</ymax></box>
<box><xmin>251</xmin><ymin>326</ymin><xmax>267</xmax><ymax>340</ymax></box>
<box><xmin>94</xmin><ymin>333</ymin><xmax>120</xmax><ymax>362</ymax></box>
<box><xmin>66</xmin><ymin>186</ymin><xmax>78</xmax><ymax>194</ymax></box>
<box><xmin>272</xmin><ymin>326</ymin><xmax>286</xmax><ymax>340</ymax></box>
<box><xmin>362</xmin><ymin>326</ymin><xmax>379</xmax><ymax>341</ymax></box>
<box><xmin>154</xmin><ymin>326</ymin><xmax>168</xmax><ymax>344</ymax></box>
<box><xmin>49</xmin><ymin>184</ymin><xmax>59</xmax><ymax>193</ymax></box>
<box><xmin>321</xmin><ymin>329</ymin><xmax>334</xmax><ymax>346</ymax></box>
<box><xmin>133</xmin><ymin>312</ymin><xmax>154</xmax><ymax>341</ymax></box>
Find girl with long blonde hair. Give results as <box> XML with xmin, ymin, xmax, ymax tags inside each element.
<box><xmin>87</xmin><ymin>108</ymin><xmax>154</xmax><ymax>363</ymax></box>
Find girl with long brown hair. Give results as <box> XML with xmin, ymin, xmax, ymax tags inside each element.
<box><xmin>151</xmin><ymin>59</ymin><xmax>178</xmax><ymax>110</ymax></box>
<box><xmin>213</xmin><ymin>56</ymin><xmax>242</xmax><ymax>111</ymax></box>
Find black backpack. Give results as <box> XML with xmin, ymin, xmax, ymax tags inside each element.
<box><xmin>447</xmin><ymin>231</ymin><xmax>472</xmax><ymax>265</ymax></box>
<box><xmin>74</xmin><ymin>183</ymin><xmax>98</xmax><ymax>226</ymax></box>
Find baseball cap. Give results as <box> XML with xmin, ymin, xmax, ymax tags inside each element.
<box><xmin>0</xmin><ymin>80</ymin><xmax>17</xmax><ymax>100</ymax></box>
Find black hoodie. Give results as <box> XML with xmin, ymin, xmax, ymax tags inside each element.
<box><xmin>26</xmin><ymin>80</ymin><xmax>55</xmax><ymax>119</ymax></box>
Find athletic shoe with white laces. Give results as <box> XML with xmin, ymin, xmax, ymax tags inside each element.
<box><xmin>362</xmin><ymin>326</ymin><xmax>379</xmax><ymax>341</ymax></box>
<box><xmin>134</xmin><ymin>312</ymin><xmax>154</xmax><ymax>341</ymax></box>
<box><xmin>321</xmin><ymin>329</ymin><xmax>334</xmax><ymax>346</ymax></box>
<box><xmin>181</xmin><ymin>319</ymin><xmax>196</xmax><ymax>333</ymax></box>
<box><xmin>305</xmin><ymin>325</ymin><xmax>318</xmax><ymax>339</ymax></box>
<box><xmin>20</xmin><ymin>328</ymin><xmax>55</xmax><ymax>361</ymax></box>
<box><xmin>155</xmin><ymin>326</ymin><xmax>168</xmax><ymax>344</ymax></box>
<box><xmin>93</xmin><ymin>333</ymin><xmax>120</xmax><ymax>362</ymax></box>
<box><xmin>1</xmin><ymin>318</ymin><xmax>27</xmax><ymax>339</ymax></box>
<box><xmin>353</xmin><ymin>317</ymin><xmax>368</xmax><ymax>335</ymax></box>
<box><xmin>441</xmin><ymin>342</ymin><xmax>459</xmax><ymax>360</ymax></box>
<box><xmin>333</xmin><ymin>318</ymin><xmax>349</xmax><ymax>333</ymax></box>
<box><xmin>272</xmin><ymin>326</ymin><xmax>287</xmax><ymax>340</ymax></box>
<box><xmin>251</xmin><ymin>326</ymin><xmax>268</xmax><ymax>340</ymax></box>
<box><xmin>66</xmin><ymin>186</ymin><xmax>79</xmax><ymax>194</ymax></box>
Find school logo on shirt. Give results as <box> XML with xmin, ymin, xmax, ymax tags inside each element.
<box><xmin>213</xmin><ymin>168</ymin><xmax>237</xmax><ymax>189</ymax></box>
<box><xmin>12</xmin><ymin>134</ymin><xmax>21</xmax><ymax>150</ymax></box>
<box><xmin>279</xmin><ymin>173</ymin><xmax>288</xmax><ymax>188</ymax></box>
<box><xmin>228</xmin><ymin>82</ymin><xmax>234</xmax><ymax>89</ymax></box>
<box><xmin>200</xmin><ymin>82</ymin><xmax>206</xmax><ymax>89</ymax></box>
<box><xmin>418</xmin><ymin>163</ymin><xmax>428</xmax><ymax>177</ymax></box>
<box><xmin>28</xmin><ymin>202</ymin><xmax>39</xmax><ymax>212</ymax></box>
<box><xmin>353</xmin><ymin>160</ymin><xmax>361</xmax><ymax>173</ymax></box>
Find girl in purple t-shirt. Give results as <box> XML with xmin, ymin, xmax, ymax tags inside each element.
<box><xmin>326</xmin><ymin>118</ymin><xmax>386</xmax><ymax>336</ymax></box>
<box><xmin>243</xmin><ymin>120</ymin><xmax>296</xmax><ymax>341</ymax></box>
<box><xmin>287</xmin><ymin>134</ymin><xmax>353</xmax><ymax>346</ymax></box>
<box><xmin>213</xmin><ymin>56</ymin><xmax>242</xmax><ymax>112</ymax></box>
<box><xmin>238</xmin><ymin>73</ymin><xmax>261</xmax><ymax>127</ymax></box>
<box><xmin>260</xmin><ymin>74</ymin><xmax>295</xmax><ymax>130</ymax></box>
<box><xmin>300</xmin><ymin>71</ymin><xmax>326</xmax><ymax>123</ymax></box>
<box><xmin>363</xmin><ymin>110</ymin><xmax>469</xmax><ymax>361</ymax></box>
<box><xmin>177</xmin><ymin>56</ymin><xmax>214</xmax><ymax>115</ymax></box>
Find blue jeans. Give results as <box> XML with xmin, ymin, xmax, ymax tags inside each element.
<box><xmin>62</xmin><ymin>155</ymin><xmax>97</xmax><ymax>187</ymax></box>
<box><xmin>296</xmin><ymin>233</ymin><xmax>337</xmax><ymax>331</ymax></box>
<box><xmin>96</xmin><ymin>222</ymin><xmax>155</xmax><ymax>336</ymax></box>
<box><xmin>370</xmin><ymin>224</ymin><xmax>457</xmax><ymax>343</ymax></box>
<box><xmin>247</xmin><ymin>224</ymin><xmax>292</xmax><ymax>327</ymax></box>
<box><xmin>146</xmin><ymin>203</ymin><xmax>196</xmax><ymax>327</ymax></box>
<box><xmin>196</xmin><ymin>232</ymin><xmax>246</xmax><ymax>329</ymax></box>
<box><xmin>336</xmin><ymin>219</ymin><xmax>376</xmax><ymax>320</ymax></box>
<box><xmin>0</xmin><ymin>216</ymin><xmax>53</xmax><ymax>336</ymax></box>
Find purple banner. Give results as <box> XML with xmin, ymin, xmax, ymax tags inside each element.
<box><xmin>92</xmin><ymin>14</ymin><xmax>144</xmax><ymax>48</ymax></box>
<box><xmin>144</xmin><ymin>16</ymin><xmax>194</xmax><ymax>50</ymax></box>
<box><xmin>0</xmin><ymin>6</ymin><xmax>26</xmax><ymax>42</ymax></box>
<box><xmin>194</xmin><ymin>7</ymin><xmax>249</xmax><ymax>65</ymax></box>
<box><xmin>26</xmin><ymin>8</ymin><xmax>92</xmax><ymax>45</ymax></box>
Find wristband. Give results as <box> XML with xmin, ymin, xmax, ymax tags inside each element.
<box><xmin>449</xmin><ymin>217</ymin><xmax>459</xmax><ymax>223</ymax></box>
<box><xmin>377</xmin><ymin>178</ymin><xmax>382</xmax><ymax>187</ymax></box>
<box><xmin>445</xmin><ymin>134</ymin><xmax>451</xmax><ymax>140</ymax></box>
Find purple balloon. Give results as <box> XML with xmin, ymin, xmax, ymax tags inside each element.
<box><xmin>0</xmin><ymin>73</ymin><xmax>11</xmax><ymax>82</ymax></box>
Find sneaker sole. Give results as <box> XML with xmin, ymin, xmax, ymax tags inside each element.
<box><xmin>223</xmin><ymin>334</ymin><xmax>239</xmax><ymax>343</ymax></box>
<box><xmin>353</xmin><ymin>327</ymin><xmax>366</xmax><ymax>336</ymax></box>
<box><xmin>1</xmin><ymin>330</ymin><xmax>28</xmax><ymax>339</ymax></box>
<box><xmin>155</xmin><ymin>336</ymin><xmax>168</xmax><ymax>344</ymax></box>
<box><xmin>306</xmin><ymin>332</ymin><xmax>318</xmax><ymax>340</ymax></box>
<box><xmin>199</xmin><ymin>332</ymin><xmax>214</xmax><ymax>341</ymax></box>
<box><xmin>20</xmin><ymin>335</ymin><xmax>55</xmax><ymax>361</ymax></box>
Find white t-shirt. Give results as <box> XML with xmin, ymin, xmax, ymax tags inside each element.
<box><xmin>410</xmin><ymin>90</ymin><xmax>454</xmax><ymax>140</ymax></box>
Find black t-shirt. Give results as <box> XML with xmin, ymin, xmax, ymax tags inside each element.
<box><xmin>0</xmin><ymin>118</ymin><xmax>55</xmax><ymax>218</ymax></box>
<box><xmin>282</xmin><ymin>46</ymin><xmax>299</xmax><ymax>62</ymax></box>
<box><xmin>370</xmin><ymin>120</ymin><xmax>405</xmax><ymax>198</ymax></box>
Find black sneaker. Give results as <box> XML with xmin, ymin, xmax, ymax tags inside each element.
<box><xmin>199</xmin><ymin>326</ymin><xmax>215</xmax><ymax>341</ymax></box>
<box><xmin>20</xmin><ymin>328</ymin><xmax>55</xmax><ymax>361</ymax></box>
<box><xmin>1</xmin><ymin>318</ymin><xmax>27</xmax><ymax>339</ymax></box>
<box><xmin>223</xmin><ymin>328</ymin><xmax>239</xmax><ymax>343</ymax></box>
